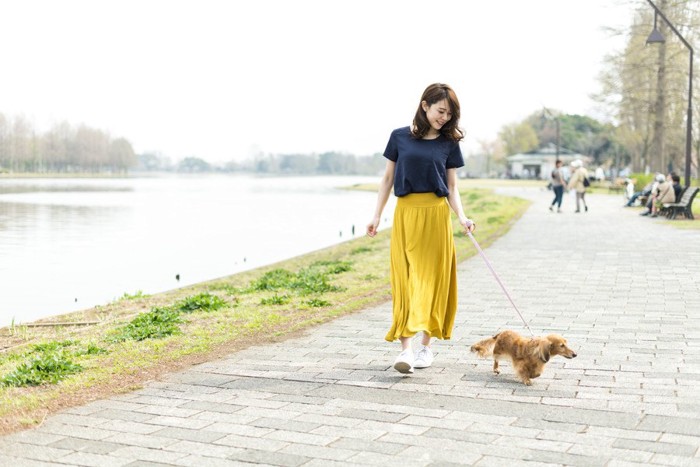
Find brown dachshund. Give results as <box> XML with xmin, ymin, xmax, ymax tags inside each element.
<box><xmin>470</xmin><ymin>330</ymin><xmax>577</xmax><ymax>385</ymax></box>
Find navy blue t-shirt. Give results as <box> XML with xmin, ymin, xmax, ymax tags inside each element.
<box><xmin>383</xmin><ymin>126</ymin><xmax>464</xmax><ymax>197</ymax></box>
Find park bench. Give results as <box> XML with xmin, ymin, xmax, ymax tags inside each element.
<box><xmin>607</xmin><ymin>178</ymin><xmax>627</xmax><ymax>193</ymax></box>
<box><xmin>661</xmin><ymin>186</ymin><xmax>699</xmax><ymax>220</ymax></box>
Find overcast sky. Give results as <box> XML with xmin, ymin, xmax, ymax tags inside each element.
<box><xmin>0</xmin><ymin>0</ymin><xmax>638</xmax><ymax>163</ymax></box>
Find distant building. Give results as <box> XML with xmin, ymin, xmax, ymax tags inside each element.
<box><xmin>506</xmin><ymin>143</ymin><xmax>592</xmax><ymax>180</ymax></box>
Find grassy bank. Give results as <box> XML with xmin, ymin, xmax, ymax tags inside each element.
<box><xmin>0</xmin><ymin>185</ymin><xmax>529</xmax><ymax>434</ymax></box>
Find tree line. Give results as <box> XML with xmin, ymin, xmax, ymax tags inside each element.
<box><xmin>0</xmin><ymin>113</ymin><xmax>136</xmax><ymax>174</ymax></box>
<box><xmin>135</xmin><ymin>151</ymin><xmax>387</xmax><ymax>175</ymax></box>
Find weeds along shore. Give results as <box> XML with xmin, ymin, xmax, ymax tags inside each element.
<box><xmin>0</xmin><ymin>186</ymin><xmax>529</xmax><ymax>434</ymax></box>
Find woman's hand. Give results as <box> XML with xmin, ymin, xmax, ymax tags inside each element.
<box><xmin>366</xmin><ymin>217</ymin><xmax>380</xmax><ymax>237</ymax></box>
<box><xmin>459</xmin><ymin>216</ymin><xmax>476</xmax><ymax>235</ymax></box>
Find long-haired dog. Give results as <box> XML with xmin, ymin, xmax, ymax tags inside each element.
<box><xmin>470</xmin><ymin>330</ymin><xmax>577</xmax><ymax>385</ymax></box>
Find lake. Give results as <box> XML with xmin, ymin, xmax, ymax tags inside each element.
<box><xmin>0</xmin><ymin>174</ymin><xmax>395</xmax><ymax>326</ymax></box>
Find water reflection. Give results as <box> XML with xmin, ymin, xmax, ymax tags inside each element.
<box><xmin>0</xmin><ymin>175</ymin><xmax>391</xmax><ymax>325</ymax></box>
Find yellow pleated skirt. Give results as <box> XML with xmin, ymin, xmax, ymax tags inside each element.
<box><xmin>385</xmin><ymin>192</ymin><xmax>458</xmax><ymax>342</ymax></box>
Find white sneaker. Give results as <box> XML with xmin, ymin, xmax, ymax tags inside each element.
<box><xmin>414</xmin><ymin>345</ymin><xmax>434</xmax><ymax>369</ymax></box>
<box><xmin>393</xmin><ymin>349</ymin><xmax>414</xmax><ymax>374</ymax></box>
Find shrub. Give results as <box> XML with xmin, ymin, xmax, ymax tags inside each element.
<box><xmin>0</xmin><ymin>351</ymin><xmax>82</xmax><ymax>387</ymax></box>
<box><xmin>110</xmin><ymin>306</ymin><xmax>182</xmax><ymax>342</ymax></box>
<box><xmin>175</xmin><ymin>293</ymin><xmax>226</xmax><ymax>313</ymax></box>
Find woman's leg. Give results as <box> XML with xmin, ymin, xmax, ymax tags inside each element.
<box><xmin>555</xmin><ymin>186</ymin><xmax>564</xmax><ymax>208</ymax></box>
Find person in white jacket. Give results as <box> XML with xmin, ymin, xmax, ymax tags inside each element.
<box><xmin>568</xmin><ymin>160</ymin><xmax>589</xmax><ymax>213</ymax></box>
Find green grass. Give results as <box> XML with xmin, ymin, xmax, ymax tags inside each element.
<box><xmin>117</xmin><ymin>290</ymin><xmax>149</xmax><ymax>301</ymax></box>
<box><xmin>0</xmin><ymin>341</ymin><xmax>86</xmax><ymax>387</ymax></box>
<box><xmin>108</xmin><ymin>306</ymin><xmax>183</xmax><ymax>342</ymax></box>
<box><xmin>0</xmin><ymin>351</ymin><xmax>83</xmax><ymax>387</ymax></box>
<box><xmin>174</xmin><ymin>292</ymin><xmax>227</xmax><ymax>313</ymax></box>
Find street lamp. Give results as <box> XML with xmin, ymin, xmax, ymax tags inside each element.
<box><xmin>542</xmin><ymin>107</ymin><xmax>560</xmax><ymax>160</ymax></box>
<box><xmin>645</xmin><ymin>0</ymin><xmax>694</xmax><ymax>188</ymax></box>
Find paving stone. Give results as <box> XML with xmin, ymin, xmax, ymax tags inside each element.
<box><xmin>214</xmin><ymin>433</ymin><xmax>289</xmax><ymax>452</ymax></box>
<box><xmin>612</xmin><ymin>438</ymin><xmax>698</xmax><ymax>456</ymax></box>
<box><xmin>396</xmin><ymin>445</ymin><xmax>482</xmax><ymax>465</ymax></box>
<box><xmin>107</xmin><ymin>445</ymin><xmax>188</xmax><ymax>464</ymax></box>
<box><xmin>37</xmin><ymin>423</ymin><xmax>118</xmax><ymax>441</ymax></box>
<box><xmin>279</xmin><ymin>442</ymin><xmax>357</xmax><ymax>461</ymax></box>
<box><xmin>226</xmin><ymin>449</ymin><xmax>309</xmax><ymax>467</ymax></box>
<box><xmin>152</xmin><ymin>426</ymin><xmax>228</xmax><ymax>444</ymax></box>
<box><xmin>57</xmin><ymin>451</ymin><xmax>133</xmax><ymax>466</ymax></box>
<box><xmin>91</xmin><ymin>409</ymin><xmax>156</xmax><ymax>423</ymax></box>
<box><xmin>329</xmin><ymin>436</ymin><xmax>408</xmax><ymax>455</ymax></box>
<box><xmin>249</xmin><ymin>417</ymin><xmax>320</xmax><ymax>433</ymax></box>
<box><xmin>102</xmin><ymin>432</ymin><xmax>179</xmax><ymax>450</ymax></box>
<box><xmin>143</xmin><ymin>415</ymin><xmax>214</xmax><ymax>430</ymax></box>
<box><xmin>636</xmin><ymin>414</ymin><xmax>700</xmax><ymax>436</ymax></box>
<box><xmin>0</xmin><ymin>455</ymin><xmax>64</xmax><ymax>467</ymax></box>
<box><xmin>1</xmin><ymin>430</ymin><xmax>66</xmax><ymax>446</ymax></box>
<box><xmin>263</xmin><ymin>429</ymin><xmax>338</xmax><ymax>446</ymax></box>
<box><xmin>123</xmin><ymin>462</ymin><xmax>178</xmax><ymax>467</ymax></box>
<box><xmin>48</xmin><ymin>437</ymin><xmax>126</xmax><ymax>455</ymax></box>
<box><xmin>649</xmin><ymin>453</ymin><xmax>700</xmax><ymax>466</ymax></box>
<box><xmin>0</xmin><ymin>441</ymin><xmax>72</xmax><ymax>462</ymax></box>
<box><xmin>178</xmin><ymin>400</ymin><xmax>246</xmax><ymax>414</ymax></box>
<box><xmin>347</xmin><ymin>449</ymin><xmax>419</xmax><ymax>466</ymax></box>
<box><xmin>160</xmin><ymin>439</ymin><xmax>244</xmax><ymax>458</ymax></box>
<box><xmin>95</xmin><ymin>420</ymin><xmax>163</xmax><ymax>435</ymax></box>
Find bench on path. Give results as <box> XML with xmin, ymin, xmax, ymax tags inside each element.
<box><xmin>607</xmin><ymin>178</ymin><xmax>627</xmax><ymax>193</ymax></box>
<box><xmin>661</xmin><ymin>186</ymin><xmax>699</xmax><ymax>219</ymax></box>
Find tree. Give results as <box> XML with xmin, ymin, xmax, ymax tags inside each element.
<box><xmin>279</xmin><ymin>154</ymin><xmax>317</xmax><ymax>174</ymax></box>
<box><xmin>11</xmin><ymin>115</ymin><xmax>33</xmax><ymax>172</ymax></box>
<box><xmin>177</xmin><ymin>157</ymin><xmax>211</xmax><ymax>173</ymax></box>
<box><xmin>43</xmin><ymin>121</ymin><xmax>73</xmax><ymax>172</ymax></box>
<box><xmin>0</xmin><ymin>113</ymin><xmax>9</xmax><ymax>171</ymax></box>
<box><xmin>318</xmin><ymin>152</ymin><xmax>357</xmax><ymax>174</ymax></box>
<box><xmin>498</xmin><ymin>121</ymin><xmax>538</xmax><ymax>156</ymax></box>
<box><xmin>109</xmin><ymin>138</ymin><xmax>136</xmax><ymax>173</ymax></box>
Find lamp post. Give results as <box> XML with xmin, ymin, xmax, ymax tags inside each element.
<box><xmin>645</xmin><ymin>0</ymin><xmax>694</xmax><ymax>188</ymax></box>
<box><xmin>542</xmin><ymin>107</ymin><xmax>560</xmax><ymax>160</ymax></box>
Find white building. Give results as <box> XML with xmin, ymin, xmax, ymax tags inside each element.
<box><xmin>506</xmin><ymin>143</ymin><xmax>592</xmax><ymax>180</ymax></box>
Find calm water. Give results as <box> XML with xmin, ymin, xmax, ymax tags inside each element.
<box><xmin>0</xmin><ymin>175</ymin><xmax>395</xmax><ymax>326</ymax></box>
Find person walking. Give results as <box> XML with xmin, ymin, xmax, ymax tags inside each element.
<box><xmin>366</xmin><ymin>83</ymin><xmax>476</xmax><ymax>374</ymax></box>
<box><xmin>549</xmin><ymin>159</ymin><xmax>566</xmax><ymax>213</ymax></box>
<box><xmin>568</xmin><ymin>159</ymin><xmax>589</xmax><ymax>213</ymax></box>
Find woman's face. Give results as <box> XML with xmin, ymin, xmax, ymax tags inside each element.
<box><xmin>422</xmin><ymin>98</ymin><xmax>452</xmax><ymax>133</ymax></box>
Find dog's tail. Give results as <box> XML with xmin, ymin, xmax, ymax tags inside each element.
<box><xmin>470</xmin><ymin>333</ymin><xmax>499</xmax><ymax>358</ymax></box>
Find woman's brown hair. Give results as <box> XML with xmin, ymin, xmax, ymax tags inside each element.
<box><xmin>411</xmin><ymin>83</ymin><xmax>464</xmax><ymax>142</ymax></box>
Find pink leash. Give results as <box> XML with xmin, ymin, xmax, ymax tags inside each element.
<box><xmin>467</xmin><ymin>232</ymin><xmax>535</xmax><ymax>337</ymax></box>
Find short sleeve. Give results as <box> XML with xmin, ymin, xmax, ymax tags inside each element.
<box><xmin>446</xmin><ymin>141</ymin><xmax>464</xmax><ymax>169</ymax></box>
<box><xmin>383</xmin><ymin>130</ymin><xmax>398</xmax><ymax>162</ymax></box>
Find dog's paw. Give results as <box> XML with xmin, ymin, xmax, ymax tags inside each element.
<box><xmin>523</xmin><ymin>379</ymin><xmax>532</xmax><ymax>386</ymax></box>
<box><xmin>493</xmin><ymin>369</ymin><xmax>500</xmax><ymax>375</ymax></box>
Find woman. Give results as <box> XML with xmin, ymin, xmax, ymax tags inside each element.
<box><xmin>366</xmin><ymin>83</ymin><xmax>476</xmax><ymax>374</ymax></box>
<box><xmin>568</xmin><ymin>159</ymin><xmax>589</xmax><ymax>213</ymax></box>
<box><xmin>549</xmin><ymin>159</ymin><xmax>566</xmax><ymax>213</ymax></box>
<box><xmin>650</xmin><ymin>173</ymin><xmax>677</xmax><ymax>217</ymax></box>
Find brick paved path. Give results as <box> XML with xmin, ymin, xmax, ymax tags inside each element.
<box><xmin>2</xmin><ymin>188</ymin><xmax>699</xmax><ymax>466</ymax></box>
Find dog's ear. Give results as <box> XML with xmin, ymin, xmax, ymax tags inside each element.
<box><xmin>537</xmin><ymin>340</ymin><xmax>550</xmax><ymax>363</ymax></box>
